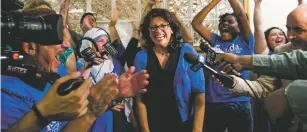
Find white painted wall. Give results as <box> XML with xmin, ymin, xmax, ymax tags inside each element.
<box><xmin>248</xmin><ymin>0</ymin><xmax>306</xmax><ymax>33</ymax></box>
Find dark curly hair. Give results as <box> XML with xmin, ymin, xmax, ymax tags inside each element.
<box><xmin>264</xmin><ymin>27</ymin><xmax>288</xmax><ymax>51</ymax></box>
<box><xmin>218</xmin><ymin>12</ymin><xmax>249</xmax><ymax>35</ymax></box>
<box><xmin>140</xmin><ymin>8</ymin><xmax>182</xmax><ymax>52</ymax></box>
<box><xmin>219</xmin><ymin>13</ymin><xmax>238</xmax><ymax>24</ymax></box>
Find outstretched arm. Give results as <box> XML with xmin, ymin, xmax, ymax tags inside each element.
<box><xmin>6</xmin><ymin>72</ymin><xmax>91</xmax><ymax>132</ymax></box>
<box><xmin>216</xmin><ymin>50</ymin><xmax>307</xmax><ymax>79</ymax></box>
<box><xmin>228</xmin><ymin>0</ymin><xmax>252</xmax><ymax>43</ymax></box>
<box><xmin>172</xmin><ymin>11</ymin><xmax>193</xmax><ymax>44</ymax></box>
<box><xmin>109</xmin><ymin>8</ymin><xmax>120</xmax><ymax>41</ymax></box>
<box><xmin>253</xmin><ymin>0</ymin><xmax>269</xmax><ymax>54</ymax></box>
<box><xmin>59</xmin><ymin>0</ymin><xmax>70</xmax><ymax>26</ymax></box>
<box><xmin>192</xmin><ymin>0</ymin><xmax>221</xmax><ymax>43</ymax></box>
<box><xmin>142</xmin><ymin>0</ymin><xmax>161</xmax><ymax>18</ymax></box>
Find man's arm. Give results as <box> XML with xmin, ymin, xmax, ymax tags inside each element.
<box><xmin>192</xmin><ymin>93</ymin><xmax>205</xmax><ymax>132</ymax></box>
<box><xmin>172</xmin><ymin>12</ymin><xmax>193</xmax><ymax>44</ymax></box>
<box><xmin>217</xmin><ymin>50</ymin><xmax>307</xmax><ymax>79</ymax></box>
<box><xmin>229</xmin><ymin>75</ymin><xmax>280</xmax><ymax>98</ymax></box>
<box><xmin>252</xmin><ymin>50</ymin><xmax>307</xmax><ymax>79</ymax></box>
<box><xmin>192</xmin><ymin>0</ymin><xmax>221</xmax><ymax>43</ymax></box>
<box><xmin>6</xmin><ymin>110</ymin><xmax>45</xmax><ymax>132</ymax></box>
<box><xmin>6</xmin><ymin>72</ymin><xmax>91</xmax><ymax>132</ymax></box>
<box><xmin>228</xmin><ymin>0</ymin><xmax>252</xmax><ymax>43</ymax></box>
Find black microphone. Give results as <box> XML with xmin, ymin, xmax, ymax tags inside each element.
<box><xmin>184</xmin><ymin>52</ymin><xmax>235</xmax><ymax>88</ymax></box>
<box><xmin>57</xmin><ymin>78</ymin><xmax>84</xmax><ymax>96</ymax></box>
<box><xmin>199</xmin><ymin>43</ymin><xmax>241</xmax><ymax>77</ymax></box>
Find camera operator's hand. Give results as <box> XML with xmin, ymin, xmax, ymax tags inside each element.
<box><xmin>87</xmin><ymin>73</ymin><xmax>119</xmax><ymax>118</ymax></box>
<box><xmin>36</xmin><ymin>72</ymin><xmax>92</xmax><ymax>121</ymax></box>
<box><xmin>118</xmin><ymin>66</ymin><xmax>149</xmax><ymax>98</ymax></box>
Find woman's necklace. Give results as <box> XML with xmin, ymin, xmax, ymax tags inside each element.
<box><xmin>153</xmin><ymin>47</ymin><xmax>170</xmax><ymax>56</ymax></box>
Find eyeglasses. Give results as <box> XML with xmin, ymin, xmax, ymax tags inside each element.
<box><xmin>148</xmin><ymin>24</ymin><xmax>170</xmax><ymax>32</ymax></box>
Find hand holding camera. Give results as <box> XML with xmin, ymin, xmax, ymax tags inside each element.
<box><xmin>36</xmin><ymin>72</ymin><xmax>92</xmax><ymax>121</ymax></box>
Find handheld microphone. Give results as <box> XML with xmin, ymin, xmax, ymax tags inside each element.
<box><xmin>184</xmin><ymin>52</ymin><xmax>235</xmax><ymax>88</ymax></box>
<box><xmin>199</xmin><ymin>43</ymin><xmax>241</xmax><ymax>77</ymax></box>
<box><xmin>57</xmin><ymin>78</ymin><xmax>84</xmax><ymax>96</ymax></box>
<box><xmin>104</xmin><ymin>42</ymin><xmax>118</xmax><ymax>58</ymax></box>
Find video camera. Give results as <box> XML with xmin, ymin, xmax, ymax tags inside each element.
<box><xmin>1</xmin><ymin>0</ymin><xmax>64</xmax><ymax>49</ymax></box>
<box><xmin>1</xmin><ymin>0</ymin><xmax>80</xmax><ymax>96</ymax></box>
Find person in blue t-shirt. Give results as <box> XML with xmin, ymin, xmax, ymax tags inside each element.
<box><xmin>135</xmin><ymin>8</ymin><xmax>206</xmax><ymax>132</ymax></box>
<box><xmin>192</xmin><ymin>0</ymin><xmax>254</xmax><ymax>131</ymax></box>
<box><xmin>1</xmin><ymin>8</ymin><xmax>150</xmax><ymax>132</ymax></box>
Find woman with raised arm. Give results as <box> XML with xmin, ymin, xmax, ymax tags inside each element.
<box><xmin>253</xmin><ymin>0</ymin><xmax>288</xmax><ymax>55</ymax></box>
<box><xmin>192</xmin><ymin>0</ymin><xmax>254</xmax><ymax>132</ymax></box>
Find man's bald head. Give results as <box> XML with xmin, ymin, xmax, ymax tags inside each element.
<box><xmin>286</xmin><ymin>4</ymin><xmax>307</xmax><ymax>50</ymax></box>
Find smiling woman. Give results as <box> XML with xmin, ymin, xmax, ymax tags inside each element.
<box><xmin>135</xmin><ymin>8</ymin><xmax>206</xmax><ymax>132</ymax></box>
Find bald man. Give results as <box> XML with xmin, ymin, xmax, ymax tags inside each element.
<box><xmin>215</xmin><ymin>4</ymin><xmax>307</xmax><ymax>131</ymax></box>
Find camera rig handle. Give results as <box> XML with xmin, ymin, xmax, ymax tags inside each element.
<box><xmin>57</xmin><ymin>78</ymin><xmax>85</xmax><ymax>96</ymax></box>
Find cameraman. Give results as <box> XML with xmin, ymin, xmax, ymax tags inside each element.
<box><xmin>1</xmin><ymin>8</ymin><xmax>149</xmax><ymax>132</ymax></box>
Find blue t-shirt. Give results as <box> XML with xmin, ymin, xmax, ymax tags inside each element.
<box><xmin>1</xmin><ymin>75</ymin><xmax>68</xmax><ymax>131</ymax></box>
<box><xmin>206</xmin><ymin>33</ymin><xmax>254</xmax><ymax>103</ymax></box>
<box><xmin>134</xmin><ymin>43</ymin><xmax>205</xmax><ymax>122</ymax></box>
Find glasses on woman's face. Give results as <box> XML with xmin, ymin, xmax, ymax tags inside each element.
<box><xmin>148</xmin><ymin>23</ymin><xmax>170</xmax><ymax>32</ymax></box>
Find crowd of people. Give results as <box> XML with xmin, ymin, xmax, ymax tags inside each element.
<box><xmin>1</xmin><ymin>0</ymin><xmax>306</xmax><ymax>132</ymax></box>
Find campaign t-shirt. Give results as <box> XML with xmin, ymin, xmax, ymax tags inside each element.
<box><xmin>206</xmin><ymin>33</ymin><xmax>254</xmax><ymax>103</ymax></box>
<box><xmin>1</xmin><ymin>75</ymin><xmax>68</xmax><ymax>131</ymax></box>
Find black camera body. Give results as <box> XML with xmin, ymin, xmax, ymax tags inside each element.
<box><xmin>1</xmin><ymin>0</ymin><xmax>80</xmax><ymax>96</ymax></box>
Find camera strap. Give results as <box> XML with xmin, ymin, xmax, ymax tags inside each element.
<box><xmin>1</xmin><ymin>61</ymin><xmax>60</xmax><ymax>91</ymax></box>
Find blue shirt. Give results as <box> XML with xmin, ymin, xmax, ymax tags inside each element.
<box><xmin>134</xmin><ymin>43</ymin><xmax>205</xmax><ymax>122</ymax></box>
<box><xmin>206</xmin><ymin>33</ymin><xmax>254</xmax><ymax>103</ymax></box>
<box><xmin>1</xmin><ymin>75</ymin><xmax>68</xmax><ymax>131</ymax></box>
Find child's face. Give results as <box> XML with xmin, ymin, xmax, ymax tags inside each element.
<box><xmin>219</xmin><ymin>15</ymin><xmax>240</xmax><ymax>41</ymax></box>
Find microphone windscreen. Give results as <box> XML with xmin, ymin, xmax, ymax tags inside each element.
<box><xmin>184</xmin><ymin>52</ymin><xmax>198</xmax><ymax>64</ymax></box>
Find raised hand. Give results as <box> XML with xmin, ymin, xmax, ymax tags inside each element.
<box><xmin>88</xmin><ymin>73</ymin><xmax>119</xmax><ymax>118</ymax></box>
<box><xmin>148</xmin><ymin>0</ymin><xmax>161</xmax><ymax>6</ymax></box>
<box><xmin>110</xmin><ymin>8</ymin><xmax>119</xmax><ymax>26</ymax></box>
<box><xmin>254</xmin><ymin>0</ymin><xmax>262</xmax><ymax>3</ymax></box>
<box><xmin>36</xmin><ymin>72</ymin><xmax>92</xmax><ymax>121</ymax></box>
<box><xmin>118</xmin><ymin>66</ymin><xmax>149</xmax><ymax>98</ymax></box>
<box><xmin>130</xmin><ymin>16</ymin><xmax>140</xmax><ymax>39</ymax></box>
